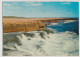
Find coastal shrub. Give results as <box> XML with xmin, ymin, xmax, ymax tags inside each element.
<box><xmin>24</xmin><ymin>33</ymin><xmax>35</xmax><ymax>37</ymax></box>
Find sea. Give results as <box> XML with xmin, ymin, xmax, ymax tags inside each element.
<box><xmin>46</xmin><ymin>20</ymin><xmax>79</xmax><ymax>34</ymax></box>
<box><xmin>3</xmin><ymin>20</ymin><xmax>79</xmax><ymax>56</ymax></box>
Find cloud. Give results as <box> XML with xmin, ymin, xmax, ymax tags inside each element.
<box><xmin>23</xmin><ymin>2</ymin><xmax>42</xmax><ymax>6</ymax></box>
<box><xmin>61</xmin><ymin>2</ymin><xmax>71</xmax><ymax>5</ymax></box>
<box><xmin>3</xmin><ymin>2</ymin><xmax>17</xmax><ymax>7</ymax></box>
<box><xmin>3</xmin><ymin>3</ymin><xmax>12</xmax><ymax>6</ymax></box>
<box><xmin>3</xmin><ymin>2</ymin><xmax>20</xmax><ymax>10</ymax></box>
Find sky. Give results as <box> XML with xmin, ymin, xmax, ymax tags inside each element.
<box><xmin>3</xmin><ymin>2</ymin><xmax>79</xmax><ymax>18</ymax></box>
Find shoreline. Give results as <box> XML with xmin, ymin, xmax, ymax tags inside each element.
<box><xmin>47</xmin><ymin>20</ymin><xmax>78</xmax><ymax>26</ymax></box>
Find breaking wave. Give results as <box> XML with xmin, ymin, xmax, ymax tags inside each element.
<box><xmin>3</xmin><ymin>30</ymin><xmax>79</xmax><ymax>56</ymax></box>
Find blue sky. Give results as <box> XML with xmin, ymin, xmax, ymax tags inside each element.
<box><xmin>3</xmin><ymin>2</ymin><xmax>79</xmax><ymax>18</ymax></box>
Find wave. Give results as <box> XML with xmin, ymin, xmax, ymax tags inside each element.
<box><xmin>46</xmin><ymin>20</ymin><xmax>79</xmax><ymax>34</ymax></box>
<box><xmin>3</xmin><ymin>30</ymin><xmax>79</xmax><ymax>56</ymax></box>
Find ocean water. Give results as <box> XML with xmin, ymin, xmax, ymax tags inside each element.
<box><xmin>46</xmin><ymin>20</ymin><xmax>79</xmax><ymax>34</ymax></box>
<box><xmin>3</xmin><ymin>20</ymin><xmax>79</xmax><ymax>56</ymax></box>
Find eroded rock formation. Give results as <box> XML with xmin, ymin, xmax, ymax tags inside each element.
<box><xmin>3</xmin><ymin>17</ymin><xmax>77</xmax><ymax>33</ymax></box>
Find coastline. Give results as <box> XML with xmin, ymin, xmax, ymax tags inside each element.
<box><xmin>47</xmin><ymin>20</ymin><xmax>78</xmax><ymax>26</ymax></box>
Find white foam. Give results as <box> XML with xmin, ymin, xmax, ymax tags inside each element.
<box><xmin>3</xmin><ymin>31</ymin><xmax>79</xmax><ymax>56</ymax></box>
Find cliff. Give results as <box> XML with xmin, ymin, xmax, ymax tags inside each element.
<box><xmin>3</xmin><ymin>17</ymin><xmax>78</xmax><ymax>33</ymax></box>
<box><xmin>3</xmin><ymin>19</ymin><xmax>45</xmax><ymax>33</ymax></box>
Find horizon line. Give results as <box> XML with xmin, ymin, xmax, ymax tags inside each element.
<box><xmin>3</xmin><ymin>16</ymin><xmax>79</xmax><ymax>18</ymax></box>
